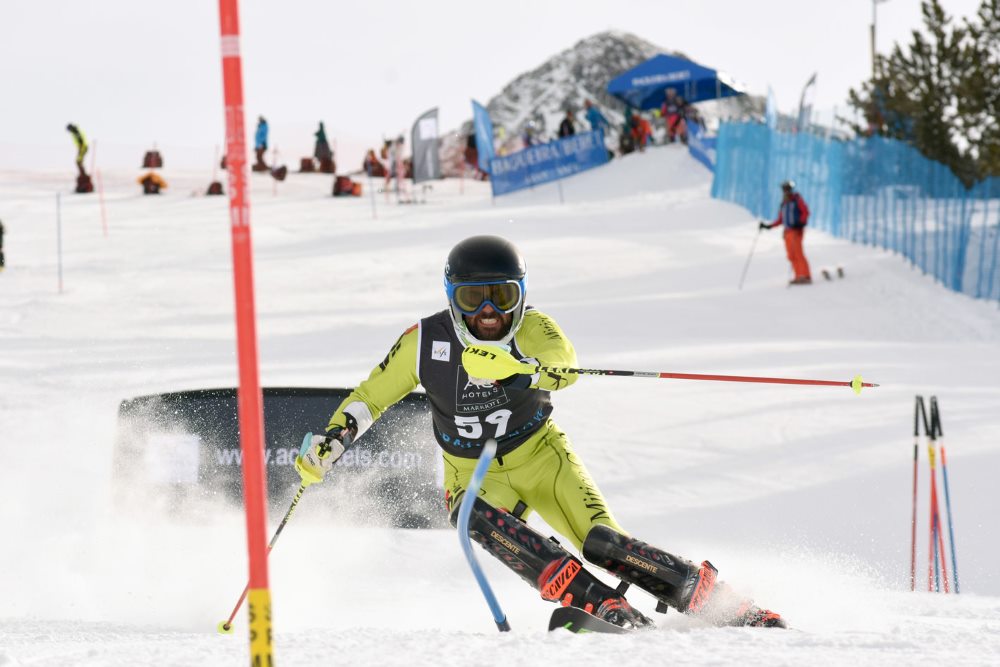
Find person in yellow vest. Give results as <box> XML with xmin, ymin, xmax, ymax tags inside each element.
<box><xmin>297</xmin><ymin>235</ymin><xmax>787</xmax><ymax>631</ymax></box>
<box><xmin>66</xmin><ymin>124</ymin><xmax>88</xmax><ymax>177</ymax></box>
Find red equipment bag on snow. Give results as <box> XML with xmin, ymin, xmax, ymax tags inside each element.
<box><xmin>142</xmin><ymin>150</ymin><xmax>163</xmax><ymax>168</ymax></box>
<box><xmin>333</xmin><ymin>175</ymin><xmax>354</xmax><ymax>196</ymax></box>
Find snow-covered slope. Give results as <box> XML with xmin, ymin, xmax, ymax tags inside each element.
<box><xmin>1</xmin><ymin>149</ymin><xmax>999</xmax><ymax>665</ymax></box>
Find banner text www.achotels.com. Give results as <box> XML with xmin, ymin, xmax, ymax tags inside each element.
<box><xmin>214</xmin><ymin>446</ymin><xmax>423</xmax><ymax>469</ymax></box>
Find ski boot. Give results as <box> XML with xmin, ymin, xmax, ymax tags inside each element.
<box><xmin>539</xmin><ymin>555</ymin><xmax>654</xmax><ymax>631</ymax></box>
<box><xmin>684</xmin><ymin>562</ymin><xmax>787</xmax><ymax>628</ymax></box>
<box><xmin>582</xmin><ymin>525</ymin><xmax>787</xmax><ymax>628</ymax></box>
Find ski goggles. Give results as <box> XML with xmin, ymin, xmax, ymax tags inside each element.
<box><xmin>446</xmin><ymin>279</ymin><xmax>524</xmax><ymax>316</ymax></box>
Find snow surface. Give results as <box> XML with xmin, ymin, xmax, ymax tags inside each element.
<box><xmin>1</xmin><ymin>149</ymin><xmax>999</xmax><ymax>666</ymax></box>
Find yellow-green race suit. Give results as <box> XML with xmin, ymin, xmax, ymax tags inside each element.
<box><xmin>327</xmin><ymin>306</ymin><xmax>624</xmax><ymax>549</ymax></box>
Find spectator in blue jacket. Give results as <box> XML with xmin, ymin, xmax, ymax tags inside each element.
<box><xmin>254</xmin><ymin>116</ymin><xmax>269</xmax><ymax>169</ymax></box>
<box><xmin>584</xmin><ymin>100</ymin><xmax>609</xmax><ymax>135</ymax></box>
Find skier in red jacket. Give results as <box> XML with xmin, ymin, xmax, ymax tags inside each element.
<box><xmin>761</xmin><ymin>180</ymin><xmax>812</xmax><ymax>284</ymax></box>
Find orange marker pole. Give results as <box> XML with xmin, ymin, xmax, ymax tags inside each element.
<box><xmin>217</xmin><ymin>1</ymin><xmax>273</xmax><ymax>664</ymax></box>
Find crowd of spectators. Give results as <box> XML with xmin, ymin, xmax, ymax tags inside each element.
<box><xmin>504</xmin><ymin>90</ymin><xmax>707</xmax><ymax>161</ymax></box>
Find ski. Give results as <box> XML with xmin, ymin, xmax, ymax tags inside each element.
<box><xmin>548</xmin><ymin>606</ymin><xmax>633</xmax><ymax>634</ymax></box>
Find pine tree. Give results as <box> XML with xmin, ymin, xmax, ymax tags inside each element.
<box><xmin>957</xmin><ymin>0</ymin><xmax>1000</xmax><ymax>179</ymax></box>
<box><xmin>848</xmin><ymin>0</ymin><xmax>999</xmax><ymax>185</ymax></box>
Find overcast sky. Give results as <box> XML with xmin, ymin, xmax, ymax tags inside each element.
<box><xmin>0</xmin><ymin>0</ymin><xmax>984</xmax><ymax>172</ymax></box>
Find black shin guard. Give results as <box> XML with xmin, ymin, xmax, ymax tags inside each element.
<box><xmin>450</xmin><ymin>496</ymin><xmax>573</xmax><ymax>590</ymax></box>
<box><xmin>449</xmin><ymin>497</ymin><xmax>620</xmax><ymax>608</ymax></box>
<box><xmin>582</xmin><ymin>525</ymin><xmax>705</xmax><ymax>611</ymax></box>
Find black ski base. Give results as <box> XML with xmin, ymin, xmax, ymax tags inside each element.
<box><xmin>548</xmin><ymin>606</ymin><xmax>634</xmax><ymax>634</ymax></box>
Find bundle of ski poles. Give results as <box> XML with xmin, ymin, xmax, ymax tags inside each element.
<box><xmin>910</xmin><ymin>396</ymin><xmax>960</xmax><ymax>593</ymax></box>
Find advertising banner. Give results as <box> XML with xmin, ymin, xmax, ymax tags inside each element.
<box><xmin>688</xmin><ymin>122</ymin><xmax>717</xmax><ymax>172</ymax></box>
<box><xmin>115</xmin><ymin>387</ymin><xmax>444</xmax><ymax>527</ymax></box>
<box><xmin>471</xmin><ymin>100</ymin><xmax>495</xmax><ymax>174</ymax></box>
<box><xmin>489</xmin><ymin>130</ymin><xmax>608</xmax><ymax>196</ymax></box>
<box><xmin>411</xmin><ymin>107</ymin><xmax>441</xmax><ymax>184</ymax></box>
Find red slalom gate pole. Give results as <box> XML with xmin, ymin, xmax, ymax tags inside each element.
<box><xmin>929</xmin><ymin>440</ymin><xmax>950</xmax><ymax>593</ymax></box>
<box><xmin>927</xmin><ymin>444</ymin><xmax>949</xmax><ymax>592</ymax></box>
<box><xmin>927</xmin><ymin>461</ymin><xmax>935</xmax><ymax>592</ymax></box>
<box><xmin>96</xmin><ymin>169</ymin><xmax>108</xmax><ymax>237</ymax></box>
<box><xmin>217</xmin><ymin>1</ymin><xmax>273</xmax><ymax>664</ymax></box>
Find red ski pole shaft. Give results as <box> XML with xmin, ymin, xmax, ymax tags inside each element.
<box><xmin>535</xmin><ymin>366</ymin><xmax>878</xmax><ymax>394</ymax></box>
<box><xmin>463</xmin><ymin>347</ymin><xmax>878</xmax><ymax>394</ymax></box>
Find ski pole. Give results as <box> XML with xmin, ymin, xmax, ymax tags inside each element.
<box><xmin>738</xmin><ymin>226</ymin><xmax>763</xmax><ymax>291</ymax></box>
<box><xmin>217</xmin><ymin>433</ymin><xmax>315</xmax><ymax>634</ymax></box>
<box><xmin>457</xmin><ymin>438</ymin><xmax>510</xmax><ymax>632</ymax></box>
<box><xmin>932</xmin><ymin>397</ymin><xmax>959</xmax><ymax>593</ymax></box>
<box><xmin>462</xmin><ymin>346</ymin><xmax>879</xmax><ymax>395</ymax></box>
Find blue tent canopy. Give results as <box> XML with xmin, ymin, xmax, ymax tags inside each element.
<box><xmin>607</xmin><ymin>54</ymin><xmax>744</xmax><ymax>110</ymax></box>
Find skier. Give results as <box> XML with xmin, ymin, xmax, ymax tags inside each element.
<box><xmin>254</xmin><ymin>116</ymin><xmax>269</xmax><ymax>170</ymax></box>
<box><xmin>760</xmin><ymin>180</ymin><xmax>812</xmax><ymax>284</ymax></box>
<box><xmin>0</xmin><ymin>219</ymin><xmax>5</xmax><ymax>271</ymax></box>
<box><xmin>298</xmin><ymin>235</ymin><xmax>786</xmax><ymax>631</ymax></box>
<box><xmin>66</xmin><ymin>124</ymin><xmax>88</xmax><ymax>177</ymax></box>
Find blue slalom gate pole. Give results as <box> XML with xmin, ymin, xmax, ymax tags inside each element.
<box><xmin>457</xmin><ymin>437</ymin><xmax>510</xmax><ymax>632</ymax></box>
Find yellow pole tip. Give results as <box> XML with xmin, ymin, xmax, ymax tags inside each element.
<box><xmin>217</xmin><ymin>621</ymin><xmax>234</xmax><ymax>635</ymax></box>
<box><xmin>851</xmin><ymin>375</ymin><xmax>863</xmax><ymax>395</ymax></box>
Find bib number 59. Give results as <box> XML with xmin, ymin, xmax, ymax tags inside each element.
<box><xmin>454</xmin><ymin>409</ymin><xmax>513</xmax><ymax>439</ymax></box>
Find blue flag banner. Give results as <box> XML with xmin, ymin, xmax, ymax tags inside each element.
<box><xmin>765</xmin><ymin>86</ymin><xmax>778</xmax><ymax>130</ymax></box>
<box><xmin>687</xmin><ymin>122</ymin><xmax>716</xmax><ymax>172</ymax></box>
<box><xmin>471</xmin><ymin>100</ymin><xmax>495</xmax><ymax>174</ymax></box>
<box><xmin>489</xmin><ymin>130</ymin><xmax>608</xmax><ymax>197</ymax></box>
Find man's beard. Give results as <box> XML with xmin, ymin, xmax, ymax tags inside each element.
<box><xmin>467</xmin><ymin>315</ymin><xmax>511</xmax><ymax>341</ymax></box>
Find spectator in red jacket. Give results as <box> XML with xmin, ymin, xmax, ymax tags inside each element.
<box><xmin>630</xmin><ymin>111</ymin><xmax>652</xmax><ymax>152</ymax></box>
<box><xmin>661</xmin><ymin>89</ymin><xmax>688</xmax><ymax>143</ymax></box>
<box><xmin>760</xmin><ymin>180</ymin><xmax>812</xmax><ymax>284</ymax></box>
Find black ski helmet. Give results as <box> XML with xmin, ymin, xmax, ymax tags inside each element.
<box><xmin>781</xmin><ymin>179</ymin><xmax>796</xmax><ymax>192</ymax></box>
<box><xmin>444</xmin><ymin>235</ymin><xmax>527</xmax><ymax>347</ymax></box>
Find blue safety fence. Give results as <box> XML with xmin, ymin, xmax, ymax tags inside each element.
<box><xmin>711</xmin><ymin>121</ymin><xmax>1000</xmax><ymax>303</ymax></box>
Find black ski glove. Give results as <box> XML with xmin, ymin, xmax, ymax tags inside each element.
<box><xmin>497</xmin><ymin>373</ymin><xmax>532</xmax><ymax>390</ymax></box>
<box><xmin>759</xmin><ymin>221</ymin><xmax>770</xmax><ymax>231</ymax></box>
